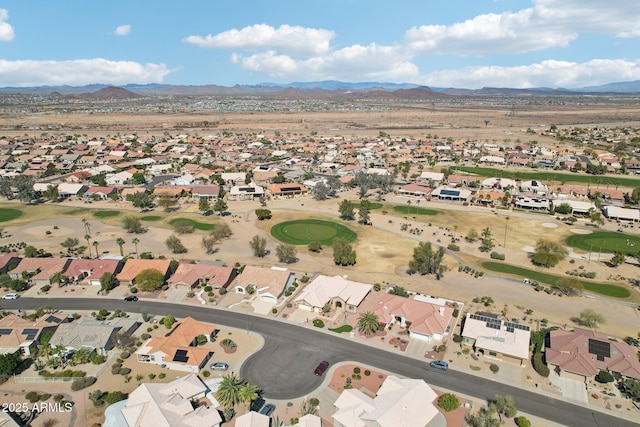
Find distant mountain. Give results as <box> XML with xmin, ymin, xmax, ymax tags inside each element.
<box><xmin>75</xmin><ymin>86</ymin><xmax>142</xmax><ymax>100</ymax></box>
<box><xmin>256</xmin><ymin>80</ymin><xmax>420</xmax><ymax>91</ymax></box>
<box><xmin>577</xmin><ymin>80</ymin><xmax>640</xmax><ymax>93</ymax></box>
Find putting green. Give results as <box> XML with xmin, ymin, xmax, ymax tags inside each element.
<box><xmin>566</xmin><ymin>231</ymin><xmax>640</xmax><ymax>256</ymax></box>
<box><xmin>271</xmin><ymin>219</ymin><xmax>357</xmax><ymax>245</ymax></box>
<box><xmin>0</xmin><ymin>208</ymin><xmax>23</xmax><ymax>222</ymax></box>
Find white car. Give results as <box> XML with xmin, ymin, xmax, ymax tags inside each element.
<box><xmin>2</xmin><ymin>293</ymin><xmax>19</xmax><ymax>300</ymax></box>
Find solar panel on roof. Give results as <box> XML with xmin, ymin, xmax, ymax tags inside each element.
<box><xmin>0</xmin><ymin>329</ymin><xmax>12</xmax><ymax>336</ymax></box>
<box><xmin>45</xmin><ymin>315</ymin><xmax>62</xmax><ymax>324</ymax></box>
<box><xmin>172</xmin><ymin>349</ymin><xmax>189</xmax><ymax>363</ymax></box>
<box><xmin>588</xmin><ymin>339</ymin><xmax>610</xmax><ymax>362</ymax></box>
<box><xmin>440</xmin><ymin>189</ymin><xmax>460</xmax><ymax>197</ymax></box>
<box><xmin>22</xmin><ymin>328</ymin><xmax>38</xmax><ymax>340</ymax></box>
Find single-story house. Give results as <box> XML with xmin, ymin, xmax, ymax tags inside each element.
<box><xmin>84</xmin><ymin>186</ymin><xmax>119</xmax><ymax>200</ymax></box>
<box><xmin>135</xmin><ymin>317</ymin><xmax>217</xmax><ymax>373</ymax></box>
<box><xmin>419</xmin><ymin>171</ymin><xmax>445</xmax><ymax>186</ymax></box>
<box><xmin>64</xmin><ymin>258</ymin><xmax>123</xmax><ymax>286</ymax></box>
<box><xmin>333</xmin><ymin>375</ymin><xmax>442</xmax><ymax>427</ymax></box>
<box><xmin>430</xmin><ymin>186</ymin><xmax>471</xmax><ymax>202</ymax></box>
<box><xmin>0</xmin><ymin>252</ymin><xmax>21</xmax><ymax>273</ymax></box>
<box><xmin>191</xmin><ymin>184</ymin><xmax>221</xmax><ymax>200</ymax></box>
<box><xmin>551</xmin><ymin>199</ymin><xmax>595</xmax><ymax>214</ymax></box>
<box><xmin>57</xmin><ymin>183</ymin><xmax>87</xmax><ymax>198</ymax></box>
<box><xmin>546</xmin><ymin>328</ymin><xmax>640</xmax><ymax>382</ymax></box>
<box><xmin>167</xmin><ymin>263</ymin><xmax>236</xmax><ymax>289</ymax></box>
<box><xmin>231</xmin><ymin>265</ymin><xmax>295</xmax><ymax>303</ymax></box>
<box><xmin>10</xmin><ymin>257</ymin><xmax>71</xmax><ymax>286</ymax></box>
<box><xmin>520</xmin><ymin>180</ymin><xmax>548</xmax><ymax>195</ymax></box>
<box><xmin>116</xmin><ymin>259</ymin><xmax>172</xmax><ymax>286</ymax></box>
<box><xmin>118</xmin><ymin>373</ymin><xmax>221</xmax><ymax>427</ymax></box>
<box><xmin>397</xmin><ymin>183</ymin><xmax>433</xmax><ymax>198</ymax></box>
<box><xmin>0</xmin><ymin>312</ymin><xmax>67</xmax><ymax>356</ymax></box>
<box><xmin>49</xmin><ymin>316</ymin><xmax>139</xmax><ymax>355</ymax></box>
<box><xmin>267</xmin><ymin>183</ymin><xmax>308</xmax><ymax>198</ymax></box>
<box><xmin>228</xmin><ymin>182</ymin><xmax>265</xmax><ymax>200</ymax></box>
<box><xmin>603</xmin><ymin>205</ymin><xmax>640</xmax><ymax>222</ymax></box>
<box><xmin>370</xmin><ymin>294</ymin><xmax>455</xmax><ymax>342</ymax></box>
<box><xmin>294</xmin><ymin>274</ymin><xmax>371</xmax><ymax>313</ymax></box>
<box><xmin>461</xmin><ymin>313</ymin><xmax>531</xmax><ymax>365</ymax></box>
<box><xmin>235</xmin><ymin>412</ymin><xmax>270</xmax><ymax>427</ymax></box>
<box><xmin>513</xmin><ymin>195</ymin><xmax>550</xmax><ymax>211</ymax></box>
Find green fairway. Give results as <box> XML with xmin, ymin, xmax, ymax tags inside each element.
<box><xmin>393</xmin><ymin>205</ymin><xmax>439</xmax><ymax>216</ymax></box>
<box><xmin>482</xmin><ymin>261</ymin><xmax>631</xmax><ymax>299</ymax></box>
<box><xmin>168</xmin><ymin>218</ymin><xmax>215</xmax><ymax>231</ymax></box>
<box><xmin>0</xmin><ymin>208</ymin><xmax>23</xmax><ymax>222</ymax></box>
<box><xmin>93</xmin><ymin>210</ymin><xmax>120</xmax><ymax>219</ymax></box>
<box><xmin>271</xmin><ymin>219</ymin><xmax>357</xmax><ymax>245</ymax></box>
<box><xmin>566</xmin><ymin>231</ymin><xmax>640</xmax><ymax>256</ymax></box>
<box><xmin>451</xmin><ymin>166</ymin><xmax>640</xmax><ymax>188</ymax></box>
<box><xmin>140</xmin><ymin>215</ymin><xmax>162</xmax><ymax>221</ymax></box>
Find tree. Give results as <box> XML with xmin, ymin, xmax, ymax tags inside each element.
<box><xmin>250</xmin><ymin>235</ymin><xmax>267</xmax><ymax>257</ymax></box>
<box><xmin>100</xmin><ymin>272</ymin><xmax>118</xmax><ymax>294</ymax></box>
<box><xmin>24</xmin><ymin>245</ymin><xmax>39</xmax><ymax>257</ymax></box>
<box><xmin>115</xmin><ymin>238</ymin><xmax>125</xmax><ymax>256</ymax></box>
<box><xmin>157</xmin><ymin>196</ymin><xmax>177</xmax><ymax>211</ymax></box>
<box><xmin>308</xmin><ymin>241</ymin><xmax>322</xmax><ymax>252</ymax></box>
<box><xmin>552</xmin><ymin>277</ymin><xmax>582</xmax><ymax>296</ymax></box>
<box><xmin>0</xmin><ymin>352</ymin><xmax>21</xmax><ymax>375</ymax></box>
<box><xmin>489</xmin><ymin>394</ymin><xmax>517</xmax><ymax>422</ymax></box>
<box><xmin>104</xmin><ymin>391</ymin><xmax>128</xmax><ymax>406</ymax></box>
<box><xmin>211</xmin><ymin>223</ymin><xmax>232</xmax><ymax>240</ymax></box>
<box><xmin>165</xmin><ymin>235</ymin><xmax>187</xmax><ymax>253</ymax></box>
<box><xmin>353</xmin><ymin>171</ymin><xmax>373</xmax><ymax>199</ymax></box>
<box><xmin>338</xmin><ymin>199</ymin><xmax>355</xmax><ymax>219</ymax></box>
<box><xmin>357</xmin><ymin>311</ymin><xmax>380</xmax><ymax>336</ymax></box>
<box><xmin>358</xmin><ymin>199</ymin><xmax>371</xmax><ymax>224</ymax></box>
<box><xmin>532</xmin><ymin>239</ymin><xmax>568</xmax><ymax>268</ymax></box>
<box><xmin>121</xmin><ymin>216</ymin><xmax>143</xmax><ymax>233</ymax></box>
<box><xmin>389</xmin><ymin>285</ymin><xmax>409</xmax><ymax>297</ymax></box>
<box><xmin>590</xmin><ymin>210</ymin><xmax>605</xmax><ymax>226</ymax></box>
<box><xmin>43</xmin><ymin>185</ymin><xmax>59</xmax><ymax>202</ymax></box>
<box><xmin>131</xmin><ymin>172</ymin><xmax>146</xmax><ymax>185</ymax></box>
<box><xmin>610</xmin><ymin>250</ymin><xmax>626</xmax><ymax>267</ymax></box>
<box><xmin>579</xmin><ymin>309</ymin><xmax>605</xmax><ymax>329</ymax></box>
<box><xmin>465</xmin><ymin>406</ymin><xmax>499</xmax><ymax>427</ymax></box>
<box><xmin>84</xmin><ymin>234</ymin><xmax>92</xmax><ymax>252</ymax></box>
<box><xmin>201</xmin><ymin>235</ymin><xmax>217</xmax><ymax>254</ymax></box>
<box><xmin>213</xmin><ymin>198</ymin><xmax>228</xmax><ymax>215</ymax></box>
<box><xmin>333</xmin><ymin>237</ymin><xmax>356</xmax><ymax>266</ymax></box>
<box><xmin>275</xmin><ymin>244</ymin><xmax>297</xmax><ymax>263</ymax></box>
<box><xmin>554</xmin><ymin>203</ymin><xmax>573</xmax><ymax>215</ymax></box>
<box><xmin>620</xmin><ymin>378</ymin><xmax>640</xmax><ymax>401</ymax></box>
<box><xmin>135</xmin><ymin>269</ymin><xmax>165</xmax><ymax>291</ymax></box>
<box><xmin>480</xmin><ymin>227</ymin><xmax>495</xmax><ymax>252</ymax></box>
<box><xmin>437</xmin><ymin>393</ymin><xmax>460</xmax><ymax>412</ymax></box>
<box><xmin>127</xmin><ymin>192</ymin><xmax>152</xmax><ymax>209</ymax></box>
<box><xmin>217</xmin><ymin>373</ymin><xmax>245</xmax><ymax>408</ymax></box>
<box><xmin>408</xmin><ymin>242</ymin><xmax>446</xmax><ymax>277</ymax></box>
<box><xmin>162</xmin><ymin>315</ymin><xmax>176</xmax><ymax>329</ymax></box>
<box><xmin>465</xmin><ymin>228</ymin><xmax>480</xmax><ymax>243</ymax></box>
<box><xmin>255</xmin><ymin>209</ymin><xmax>272</xmax><ymax>220</ymax></box>
<box><xmin>60</xmin><ymin>237</ymin><xmax>79</xmax><ymax>254</ymax></box>
<box><xmin>326</xmin><ymin>175</ymin><xmax>341</xmax><ymax>196</ymax></box>
<box><xmin>313</xmin><ymin>182</ymin><xmax>329</xmax><ymax>200</ymax></box>
<box><xmin>92</xmin><ymin>241</ymin><xmax>100</xmax><ymax>258</ymax></box>
<box><xmin>173</xmin><ymin>219</ymin><xmax>194</xmax><ymax>234</ymax></box>
<box><xmin>198</xmin><ymin>197</ymin><xmax>210</xmax><ymax>213</ymax></box>
<box><xmin>238</xmin><ymin>383</ymin><xmax>259</xmax><ymax>407</ymax></box>
<box><xmin>131</xmin><ymin>238</ymin><xmax>140</xmax><ymax>257</ymax></box>
<box><xmin>50</xmin><ymin>272</ymin><xmax>67</xmax><ymax>287</ymax></box>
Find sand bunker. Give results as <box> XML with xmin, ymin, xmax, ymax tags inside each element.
<box><xmin>541</xmin><ymin>223</ymin><xmax>558</xmax><ymax>228</ymax></box>
<box><xmin>570</xmin><ymin>228</ymin><xmax>593</xmax><ymax>235</ymax></box>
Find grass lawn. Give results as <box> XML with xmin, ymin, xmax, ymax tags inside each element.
<box><xmin>93</xmin><ymin>210</ymin><xmax>120</xmax><ymax>219</ymax></box>
<box><xmin>140</xmin><ymin>215</ymin><xmax>162</xmax><ymax>221</ymax></box>
<box><xmin>451</xmin><ymin>166</ymin><xmax>640</xmax><ymax>188</ymax></box>
<box><xmin>482</xmin><ymin>261</ymin><xmax>631</xmax><ymax>299</ymax></box>
<box><xmin>313</xmin><ymin>319</ymin><xmax>325</xmax><ymax>328</ymax></box>
<box><xmin>271</xmin><ymin>219</ymin><xmax>357</xmax><ymax>245</ymax></box>
<box><xmin>168</xmin><ymin>218</ymin><xmax>216</xmax><ymax>231</ymax></box>
<box><xmin>0</xmin><ymin>208</ymin><xmax>23</xmax><ymax>222</ymax></box>
<box><xmin>566</xmin><ymin>231</ymin><xmax>640</xmax><ymax>256</ymax></box>
<box><xmin>393</xmin><ymin>205</ymin><xmax>439</xmax><ymax>216</ymax></box>
<box><xmin>352</xmin><ymin>200</ymin><xmax>383</xmax><ymax>210</ymax></box>
<box><xmin>329</xmin><ymin>325</ymin><xmax>353</xmax><ymax>333</ymax></box>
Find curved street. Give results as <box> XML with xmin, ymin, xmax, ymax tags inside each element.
<box><xmin>3</xmin><ymin>297</ymin><xmax>636</xmax><ymax>427</ymax></box>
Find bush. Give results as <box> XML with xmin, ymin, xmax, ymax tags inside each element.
<box><xmin>54</xmin><ymin>394</ymin><xmax>64</xmax><ymax>403</ymax></box>
<box><xmin>112</xmin><ymin>362</ymin><xmax>122</xmax><ymax>370</ymax></box>
<box><xmin>490</xmin><ymin>364</ymin><xmax>500</xmax><ymax>373</ymax></box>
<box><xmin>532</xmin><ymin>353</ymin><xmax>550</xmax><ymax>377</ymax></box>
<box><xmin>40</xmin><ymin>285</ymin><xmax>51</xmax><ymax>293</ymax></box>
<box><xmin>91</xmin><ymin>354</ymin><xmax>105</xmax><ymax>365</ymax></box>
<box><xmin>353</xmin><ymin>367</ymin><xmax>361</xmax><ymax>374</ymax></box>
<box><xmin>158</xmin><ymin>373</ymin><xmax>166</xmax><ymax>379</ymax></box>
<box><xmin>271</xmin><ymin>308</ymin><xmax>278</xmax><ymax>314</ymax></box>
<box><xmin>203</xmin><ymin>285</ymin><xmax>212</xmax><ymax>292</ymax></box>
<box><xmin>447</xmin><ymin>243</ymin><xmax>460</xmax><ymax>251</ymax></box>
<box><xmin>119</xmin><ymin>367</ymin><xmax>131</xmax><ymax>376</ymax></box>
<box><xmin>364</xmin><ymin>370</ymin><xmax>371</xmax><ymax>376</ymax></box>
<box><xmin>596</xmin><ymin>370</ymin><xmax>615</xmax><ymax>383</ymax></box>
<box><xmin>452</xmin><ymin>334</ymin><xmax>463</xmax><ymax>343</ymax></box>
<box><xmin>202</xmin><ymin>370</ymin><xmax>211</xmax><ymax>377</ymax></box>
<box><xmin>490</xmin><ymin>252</ymin><xmax>505</xmax><ymax>260</ymax></box>
<box><xmin>148</xmin><ymin>373</ymin><xmax>156</xmax><ymax>380</ymax></box>
<box><xmin>515</xmin><ymin>416</ymin><xmax>532</xmax><ymax>427</ymax></box>
<box><xmin>26</xmin><ymin>391</ymin><xmax>40</xmax><ymax>403</ymax></box>
<box><xmin>437</xmin><ymin>393</ymin><xmax>460</xmax><ymax>412</ymax></box>
<box><xmin>120</xmin><ymin>351</ymin><xmax>130</xmax><ymax>359</ymax></box>
<box><xmin>141</xmin><ymin>333</ymin><xmax>151</xmax><ymax>340</ymax></box>
<box><xmin>219</xmin><ymin>287</ymin><xmax>227</xmax><ymax>295</ymax></box>
<box><xmin>104</xmin><ymin>391</ymin><xmax>127</xmax><ymax>406</ymax></box>
<box><xmin>71</xmin><ymin>376</ymin><xmax>97</xmax><ymax>391</ymax></box>
<box><xmin>309</xmin><ymin>397</ymin><xmax>320</xmax><ymax>406</ymax></box>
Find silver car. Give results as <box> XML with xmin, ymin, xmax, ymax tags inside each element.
<box><xmin>210</xmin><ymin>362</ymin><xmax>229</xmax><ymax>371</ymax></box>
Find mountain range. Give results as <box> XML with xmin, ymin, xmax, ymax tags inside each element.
<box><xmin>1</xmin><ymin>80</ymin><xmax>639</xmax><ymax>98</ymax></box>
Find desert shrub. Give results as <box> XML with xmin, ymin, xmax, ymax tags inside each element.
<box><xmin>353</xmin><ymin>367</ymin><xmax>361</xmax><ymax>374</ymax></box>
<box><xmin>219</xmin><ymin>287</ymin><xmax>227</xmax><ymax>295</ymax></box>
<box><xmin>120</xmin><ymin>351</ymin><xmax>130</xmax><ymax>359</ymax></box>
<box><xmin>271</xmin><ymin>308</ymin><xmax>278</xmax><ymax>314</ymax></box>
<box><xmin>91</xmin><ymin>354</ymin><xmax>105</xmax><ymax>365</ymax></box>
<box><xmin>141</xmin><ymin>333</ymin><xmax>151</xmax><ymax>340</ymax></box>
<box><xmin>40</xmin><ymin>285</ymin><xmax>51</xmax><ymax>293</ymax></box>
<box><xmin>203</xmin><ymin>285</ymin><xmax>212</xmax><ymax>292</ymax></box>
<box><xmin>38</xmin><ymin>393</ymin><xmax>51</xmax><ymax>401</ymax></box>
<box><xmin>490</xmin><ymin>252</ymin><xmax>505</xmax><ymax>260</ymax></box>
<box><xmin>202</xmin><ymin>370</ymin><xmax>211</xmax><ymax>377</ymax></box>
<box><xmin>596</xmin><ymin>370</ymin><xmax>614</xmax><ymax>383</ymax></box>
<box><xmin>452</xmin><ymin>334</ymin><xmax>463</xmax><ymax>343</ymax></box>
<box><xmin>148</xmin><ymin>373</ymin><xmax>156</xmax><ymax>380</ymax></box>
<box><xmin>53</xmin><ymin>394</ymin><xmax>64</xmax><ymax>402</ymax></box>
<box><xmin>112</xmin><ymin>362</ymin><xmax>122</xmax><ymax>370</ymax></box>
<box><xmin>437</xmin><ymin>393</ymin><xmax>460</xmax><ymax>412</ymax></box>
<box><xmin>25</xmin><ymin>392</ymin><xmax>41</xmax><ymax>403</ymax></box>
<box><xmin>104</xmin><ymin>391</ymin><xmax>127</xmax><ymax>406</ymax></box>
<box><xmin>71</xmin><ymin>376</ymin><xmax>96</xmax><ymax>391</ymax></box>
<box><xmin>532</xmin><ymin>353</ymin><xmax>550</xmax><ymax>377</ymax></box>
<box><xmin>515</xmin><ymin>416</ymin><xmax>532</xmax><ymax>427</ymax></box>
<box><xmin>309</xmin><ymin>397</ymin><xmax>320</xmax><ymax>406</ymax></box>
<box><xmin>119</xmin><ymin>367</ymin><xmax>131</xmax><ymax>375</ymax></box>
<box><xmin>364</xmin><ymin>370</ymin><xmax>371</xmax><ymax>376</ymax></box>
<box><xmin>158</xmin><ymin>373</ymin><xmax>166</xmax><ymax>379</ymax></box>
<box><xmin>447</xmin><ymin>243</ymin><xmax>460</xmax><ymax>251</ymax></box>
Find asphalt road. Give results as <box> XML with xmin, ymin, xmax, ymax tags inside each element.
<box><xmin>4</xmin><ymin>297</ymin><xmax>635</xmax><ymax>427</ymax></box>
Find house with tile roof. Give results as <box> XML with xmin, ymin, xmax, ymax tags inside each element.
<box><xmin>294</xmin><ymin>275</ymin><xmax>371</xmax><ymax>314</ymax></box>
<box><xmin>370</xmin><ymin>293</ymin><xmax>455</xmax><ymax>342</ymax></box>
<box><xmin>231</xmin><ymin>265</ymin><xmax>295</xmax><ymax>303</ymax></box>
<box><xmin>546</xmin><ymin>328</ymin><xmax>640</xmax><ymax>382</ymax></box>
<box><xmin>167</xmin><ymin>263</ymin><xmax>236</xmax><ymax>290</ymax></box>
<box><xmin>267</xmin><ymin>183</ymin><xmax>308</xmax><ymax>198</ymax></box>
<box><xmin>118</xmin><ymin>373</ymin><xmax>221</xmax><ymax>427</ymax></box>
<box><xmin>461</xmin><ymin>312</ymin><xmax>531</xmax><ymax>365</ymax></box>
<box><xmin>0</xmin><ymin>312</ymin><xmax>67</xmax><ymax>356</ymax></box>
<box><xmin>10</xmin><ymin>257</ymin><xmax>71</xmax><ymax>287</ymax></box>
<box><xmin>116</xmin><ymin>259</ymin><xmax>171</xmax><ymax>286</ymax></box>
<box><xmin>135</xmin><ymin>317</ymin><xmax>217</xmax><ymax>373</ymax></box>
<box><xmin>332</xmin><ymin>375</ymin><xmax>442</xmax><ymax>427</ymax></box>
<box><xmin>49</xmin><ymin>316</ymin><xmax>139</xmax><ymax>355</ymax></box>
<box><xmin>64</xmin><ymin>258</ymin><xmax>122</xmax><ymax>286</ymax></box>
<box><xmin>235</xmin><ymin>411</ymin><xmax>270</xmax><ymax>427</ymax></box>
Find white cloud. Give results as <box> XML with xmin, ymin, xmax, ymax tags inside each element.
<box><xmin>0</xmin><ymin>59</ymin><xmax>172</xmax><ymax>87</ymax></box>
<box><xmin>184</xmin><ymin>24</ymin><xmax>334</xmax><ymax>56</ymax></box>
<box><xmin>113</xmin><ymin>24</ymin><xmax>131</xmax><ymax>36</ymax></box>
<box><xmin>0</xmin><ymin>9</ymin><xmax>15</xmax><ymax>42</ymax></box>
<box><xmin>418</xmin><ymin>58</ymin><xmax>640</xmax><ymax>89</ymax></box>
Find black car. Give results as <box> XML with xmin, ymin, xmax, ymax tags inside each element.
<box><xmin>260</xmin><ymin>403</ymin><xmax>275</xmax><ymax>416</ymax></box>
<box><xmin>124</xmin><ymin>295</ymin><xmax>138</xmax><ymax>302</ymax></box>
<box><xmin>314</xmin><ymin>361</ymin><xmax>329</xmax><ymax>376</ymax></box>
<box><xmin>250</xmin><ymin>397</ymin><xmax>265</xmax><ymax>412</ymax></box>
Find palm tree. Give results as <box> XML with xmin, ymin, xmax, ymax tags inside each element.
<box><xmin>84</xmin><ymin>234</ymin><xmax>91</xmax><ymax>252</ymax></box>
<box><xmin>82</xmin><ymin>218</ymin><xmax>91</xmax><ymax>235</ymax></box>
<box><xmin>238</xmin><ymin>383</ymin><xmax>259</xmax><ymax>408</ymax></box>
<box><xmin>357</xmin><ymin>311</ymin><xmax>381</xmax><ymax>336</ymax></box>
<box><xmin>50</xmin><ymin>272</ymin><xmax>67</xmax><ymax>287</ymax></box>
<box><xmin>92</xmin><ymin>241</ymin><xmax>99</xmax><ymax>258</ymax></box>
<box><xmin>131</xmin><ymin>238</ymin><xmax>139</xmax><ymax>258</ymax></box>
<box><xmin>116</xmin><ymin>238</ymin><xmax>125</xmax><ymax>257</ymax></box>
<box><xmin>216</xmin><ymin>373</ymin><xmax>245</xmax><ymax>408</ymax></box>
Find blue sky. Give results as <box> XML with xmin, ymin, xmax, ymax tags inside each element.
<box><xmin>1</xmin><ymin>0</ymin><xmax>640</xmax><ymax>88</ymax></box>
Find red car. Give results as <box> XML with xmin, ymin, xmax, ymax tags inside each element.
<box><xmin>314</xmin><ymin>361</ymin><xmax>329</xmax><ymax>376</ymax></box>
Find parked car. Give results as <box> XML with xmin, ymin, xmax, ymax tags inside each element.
<box><xmin>124</xmin><ymin>295</ymin><xmax>138</xmax><ymax>302</ymax></box>
<box><xmin>250</xmin><ymin>397</ymin><xmax>265</xmax><ymax>412</ymax></box>
<box><xmin>209</xmin><ymin>362</ymin><xmax>229</xmax><ymax>371</ymax></box>
<box><xmin>522</xmin><ymin>278</ymin><xmax>531</xmax><ymax>285</ymax></box>
<box><xmin>260</xmin><ymin>403</ymin><xmax>275</xmax><ymax>416</ymax></box>
<box><xmin>314</xmin><ymin>360</ymin><xmax>329</xmax><ymax>376</ymax></box>
<box><xmin>429</xmin><ymin>360</ymin><xmax>449</xmax><ymax>371</ymax></box>
<box><xmin>2</xmin><ymin>293</ymin><xmax>19</xmax><ymax>300</ymax></box>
